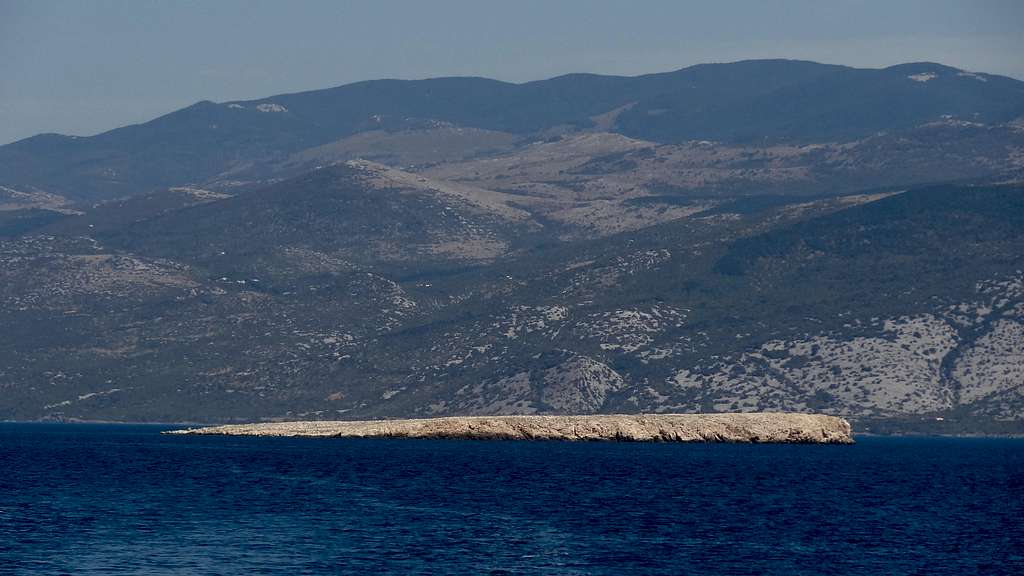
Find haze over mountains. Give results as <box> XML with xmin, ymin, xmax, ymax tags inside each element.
<box><xmin>2</xmin><ymin>59</ymin><xmax>1023</xmax><ymax>432</ymax></box>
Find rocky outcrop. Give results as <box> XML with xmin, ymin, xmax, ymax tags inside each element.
<box><xmin>166</xmin><ymin>413</ymin><xmax>854</xmax><ymax>444</ymax></box>
<box><xmin>540</xmin><ymin>357</ymin><xmax>625</xmax><ymax>413</ymax></box>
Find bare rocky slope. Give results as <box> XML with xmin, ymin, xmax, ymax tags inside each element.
<box><xmin>167</xmin><ymin>413</ymin><xmax>854</xmax><ymax>444</ymax></box>
<box><xmin>1</xmin><ymin>181</ymin><xmax>1022</xmax><ymax>434</ymax></box>
<box><xmin>0</xmin><ymin>60</ymin><xmax>1022</xmax><ymax>434</ymax></box>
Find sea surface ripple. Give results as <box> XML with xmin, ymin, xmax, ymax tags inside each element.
<box><xmin>1</xmin><ymin>424</ymin><xmax>1022</xmax><ymax>575</ymax></box>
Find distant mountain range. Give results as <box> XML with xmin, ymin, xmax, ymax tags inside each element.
<box><xmin>1</xmin><ymin>59</ymin><xmax>1023</xmax><ymax>432</ymax></box>
<box><xmin>3</xmin><ymin>59</ymin><xmax>1023</xmax><ymax>201</ymax></box>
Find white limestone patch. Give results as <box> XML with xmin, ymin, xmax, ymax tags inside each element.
<box><xmin>574</xmin><ymin>305</ymin><xmax>687</xmax><ymax>353</ymax></box>
<box><xmin>957</xmin><ymin>71</ymin><xmax>988</xmax><ymax>82</ymax></box>
<box><xmin>953</xmin><ymin>320</ymin><xmax>1024</xmax><ymax>404</ymax></box>
<box><xmin>498</xmin><ymin>305</ymin><xmax>571</xmax><ymax>340</ymax></box>
<box><xmin>908</xmin><ymin>72</ymin><xmax>938</xmax><ymax>82</ymax></box>
<box><xmin>922</xmin><ymin>116</ymin><xmax>986</xmax><ymax>129</ymax></box>
<box><xmin>43</xmin><ymin>387</ymin><xmax>123</xmax><ymax>410</ymax></box>
<box><xmin>168</xmin><ymin>187</ymin><xmax>232</xmax><ymax>201</ymax></box>
<box><xmin>638</xmin><ymin>347</ymin><xmax>675</xmax><ymax>361</ymax></box>
<box><xmin>669</xmin><ymin>314</ymin><xmax>958</xmax><ymax>416</ymax></box>
<box><xmin>977</xmin><ymin>273</ymin><xmax>1024</xmax><ymax>301</ymax></box>
<box><xmin>365</xmin><ymin>273</ymin><xmax>416</xmax><ymax>312</ymax></box>
<box><xmin>256</xmin><ymin>103</ymin><xmax>288</xmax><ymax>113</ymax></box>
<box><xmin>381</xmin><ymin>388</ymin><xmax>404</xmax><ymax>400</ymax></box>
<box><xmin>947</xmin><ymin>272</ymin><xmax>1024</xmax><ymax>326</ymax></box>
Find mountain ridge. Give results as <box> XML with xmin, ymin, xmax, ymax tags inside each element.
<box><xmin>3</xmin><ymin>59</ymin><xmax>1022</xmax><ymax>202</ymax></box>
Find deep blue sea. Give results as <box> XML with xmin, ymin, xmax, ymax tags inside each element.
<box><xmin>1</xmin><ymin>424</ymin><xmax>1022</xmax><ymax>575</ymax></box>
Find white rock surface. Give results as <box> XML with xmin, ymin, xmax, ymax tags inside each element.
<box><xmin>168</xmin><ymin>413</ymin><xmax>854</xmax><ymax>444</ymax></box>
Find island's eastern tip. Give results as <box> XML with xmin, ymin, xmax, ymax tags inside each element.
<box><xmin>166</xmin><ymin>413</ymin><xmax>854</xmax><ymax>444</ymax></box>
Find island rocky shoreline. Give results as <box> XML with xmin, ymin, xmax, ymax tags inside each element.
<box><xmin>166</xmin><ymin>413</ymin><xmax>854</xmax><ymax>444</ymax></box>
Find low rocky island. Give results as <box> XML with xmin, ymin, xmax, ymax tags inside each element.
<box><xmin>166</xmin><ymin>413</ymin><xmax>854</xmax><ymax>444</ymax></box>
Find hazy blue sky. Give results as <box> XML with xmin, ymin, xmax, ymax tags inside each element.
<box><xmin>2</xmin><ymin>0</ymin><xmax>1022</xmax><ymax>144</ymax></box>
